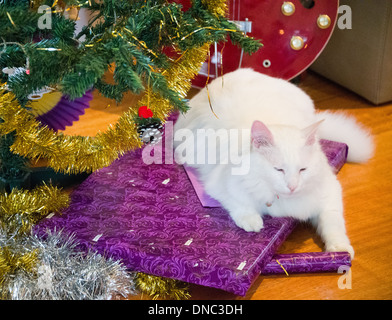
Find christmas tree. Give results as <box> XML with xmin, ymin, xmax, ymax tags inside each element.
<box><xmin>0</xmin><ymin>0</ymin><xmax>261</xmax><ymax>299</ymax></box>
<box><xmin>0</xmin><ymin>0</ymin><xmax>261</xmax><ymax>180</ymax></box>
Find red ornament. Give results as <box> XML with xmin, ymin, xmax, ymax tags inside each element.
<box><xmin>138</xmin><ymin>105</ymin><xmax>154</xmax><ymax>118</ymax></box>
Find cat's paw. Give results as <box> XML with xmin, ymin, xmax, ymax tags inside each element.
<box><xmin>234</xmin><ymin>214</ymin><xmax>264</xmax><ymax>233</ymax></box>
<box><xmin>326</xmin><ymin>243</ymin><xmax>355</xmax><ymax>260</ymax></box>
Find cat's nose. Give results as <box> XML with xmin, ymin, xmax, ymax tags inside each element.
<box><xmin>288</xmin><ymin>185</ymin><xmax>297</xmax><ymax>193</ymax></box>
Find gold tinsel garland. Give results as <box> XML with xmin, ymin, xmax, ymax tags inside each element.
<box><xmin>0</xmin><ymin>183</ymin><xmax>70</xmax><ymax>236</ymax></box>
<box><xmin>0</xmin><ymin>45</ymin><xmax>209</xmax><ymax>175</ymax></box>
<box><xmin>0</xmin><ymin>183</ymin><xmax>69</xmax><ymax>292</ymax></box>
<box><xmin>202</xmin><ymin>0</ymin><xmax>228</xmax><ymax>17</ymax></box>
<box><xmin>0</xmin><ymin>88</ymin><xmax>141</xmax><ymax>174</ymax></box>
<box><xmin>0</xmin><ymin>246</ymin><xmax>38</xmax><ymax>287</ymax></box>
<box><xmin>136</xmin><ymin>273</ymin><xmax>191</xmax><ymax>300</ymax></box>
<box><xmin>138</xmin><ymin>44</ymin><xmax>210</xmax><ymax>122</ymax></box>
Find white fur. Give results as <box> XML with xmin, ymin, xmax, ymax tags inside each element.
<box><xmin>174</xmin><ymin>69</ymin><xmax>374</xmax><ymax>258</ymax></box>
<box><xmin>315</xmin><ymin>111</ymin><xmax>374</xmax><ymax>163</ymax></box>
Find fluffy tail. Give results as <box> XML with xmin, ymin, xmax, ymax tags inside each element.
<box><xmin>315</xmin><ymin>111</ymin><xmax>374</xmax><ymax>163</ymax></box>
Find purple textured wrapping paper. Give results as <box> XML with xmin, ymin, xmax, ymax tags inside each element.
<box><xmin>184</xmin><ymin>166</ymin><xmax>221</xmax><ymax>208</ymax></box>
<box><xmin>319</xmin><ymin>139</ymin><xmax>348</xmax><ymax>174</ymax></box>
<box><xmin>35</xmin><ymin>147</ymin><xmax>297</xmax><ymax>296</ymax></box>
<box><xmin>261</xmin><ymin>252</ymin><xmax>351</xmax><ymax>275</ymax></box>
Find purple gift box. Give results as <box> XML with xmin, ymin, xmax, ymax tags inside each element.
<box><xmin>35</xmin><ymin>145</ymin><xmax>297</xmax><ymax>296</ymax></box>
<box><xmin>35</xmin><ymin>119</ymin><xmax>350</xmax><ymax>296</ymax></box>
<box><xmin>262</xmin><ymin>252</ymin><xmax>351</xmax><ymax>275</ymax></box>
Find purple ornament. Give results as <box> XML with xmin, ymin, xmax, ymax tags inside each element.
<box><xmin>36</xmin><ymin>90</ymin><xmax>93</xmax><ymax>131</ymax></box>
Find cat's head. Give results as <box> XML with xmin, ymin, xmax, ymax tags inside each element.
<box><xmin>250</xmin><ymin>120</ymin><xmax>323</xmax><ymax>196</ymax></box>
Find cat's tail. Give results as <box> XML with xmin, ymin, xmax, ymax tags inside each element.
<box><xmin>315</xmin><ymin>111</ymin><xmax>374</xmax><ymax>163</ymax></box>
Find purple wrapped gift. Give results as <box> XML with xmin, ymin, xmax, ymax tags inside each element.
<box><xmin>35</xmin><ymin>146</ymin><xmax>297</xmax><ymax>296</ymax></box>
<box><xmin>262</xmin><ymin>252</ymin><xmax>351</xmax><ymax>275</ymax></box>
<box><xmin>184</xmin><ymin>166</ymin><xmax>221</xmax><ymax>208</ymax></box>
<box><xmin>319</xmin><ymin>139</ymin><xmax>348</xmax><ymax>174</ymax></box>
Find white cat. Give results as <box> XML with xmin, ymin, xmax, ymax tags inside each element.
<box><xmin>174</xmin><ymin>68</ymin><xmax>374</xmax><ymax>259</ymax></box>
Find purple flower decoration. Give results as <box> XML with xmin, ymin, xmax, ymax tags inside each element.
<box><xmin>36</xmin><ymin>90</ymin><xmax>93</xmax><ymax>131</ymax></box>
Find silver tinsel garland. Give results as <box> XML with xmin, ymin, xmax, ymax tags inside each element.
<box><xmin>0</xmin><ymin>229</ymin><xmax>137</xmax><ymax>300</ymax></box>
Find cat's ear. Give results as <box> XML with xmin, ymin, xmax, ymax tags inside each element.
<box><xmin>302</xmin><ymin>120</ymin><xmax>324</xmax><ymax>146</ymax></box>
<box><xmin>251</xmin><ymin>120</ymin><xmax>274</xmax><ymax>148</ymax></box>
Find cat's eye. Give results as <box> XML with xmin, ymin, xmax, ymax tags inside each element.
<box><xmin>274</xmin><ymin>167</ymin><xmax>285</xmax><ymax>173</ymax></box>
<box><xmin>300</xmin><ymin>168</ymin><xmax>307</xmax><ymax>172</ymax></box>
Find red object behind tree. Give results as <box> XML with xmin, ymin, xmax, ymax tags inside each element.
<box><xmin>183</xmin><ymin>0</ymin><xmax>339</xmax><ymax>87</ymax></box>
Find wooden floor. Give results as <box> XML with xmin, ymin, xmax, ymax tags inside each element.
<box><xmin>62</xmin><ymin>71</ymin><xmax>392</xmax><ymax>300</ymax></box>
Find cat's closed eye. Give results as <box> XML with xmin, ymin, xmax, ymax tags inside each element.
<box><xmin>274</xmin><ymin>167</ymin><xmax>307</xmax><ymax>173</ymax></box>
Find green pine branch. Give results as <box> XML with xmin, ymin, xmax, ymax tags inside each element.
<box><xmin>1</xmin><ymin>0</ymin><xmax>262</xmax><ymax>106</ymax></box>
<box><xmin>0</xmin><ymin>0</ymin><xmax>262</xmax><ymax>181</ymax></box>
